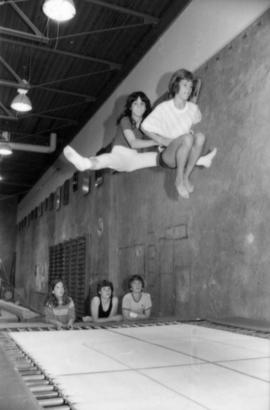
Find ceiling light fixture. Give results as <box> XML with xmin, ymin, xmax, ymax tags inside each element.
<box><xmin>42</xmin><ymin>0</ymin><xmax>76</xmax><ymax>22</ymax></box>
<box><xmin>10</xmin><ymin>80</ymin><xmax>32</xmax><ymax>113</ymax></box>
<box><xmin>0</xmin><ymin>131</ymin><xmax>12</xmax><ymax>156</ymax></box>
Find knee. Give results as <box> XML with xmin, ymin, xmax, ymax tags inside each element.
<box><xmin>194</xmin><ymin>132</ymin><xmax>205</xmax><ymax>147</ymax></box>
<box><xmin>182</xmin><ymin>133</ymin><xmax>194</xmax><ymax>149</ymax></box>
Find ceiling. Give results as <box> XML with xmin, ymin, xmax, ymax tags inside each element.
<box><xmin>0</xmin><ymin>0</ymin><xmax>190</xmax><ymax>200</ymax></box>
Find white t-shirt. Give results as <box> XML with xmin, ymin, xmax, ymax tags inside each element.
<box><xmin>142</xmin><ymin>100</ymin><xmax>201</xmax><ymax>140</ymax></box>
<box><xmin>122</xmin><ymin>292</ymin><xmax>152</xmax><ymax>314</ymax></box>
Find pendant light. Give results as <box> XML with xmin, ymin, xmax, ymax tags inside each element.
<box><xmin>43</xmin><ymin>0</ymin><xmax>76</xmax><ymax>22</ymax></box>
<box><xmin>10</xmin><ymin>81</ymin><xmax>32</xmax><ymax>113</ymax></box>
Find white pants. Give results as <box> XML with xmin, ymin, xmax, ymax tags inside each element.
<box><xmin>94</xmin><ymin>146</ymin><xmax>158</xmax><ymax>172</ymax></box>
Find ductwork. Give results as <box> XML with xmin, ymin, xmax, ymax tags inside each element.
<box><xmin>8</xmin><ymin>132</ymin><xmax>57</xmax><ymax>153</ymax></box>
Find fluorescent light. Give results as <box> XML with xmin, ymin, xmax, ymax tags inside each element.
<box><xmin>43</xmin><ymin>0</ymin><xmax>76</xmax><ymax>22</ymax></box>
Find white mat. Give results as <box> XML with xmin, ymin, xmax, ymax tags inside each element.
<box><xmin>11</xmin><ymin>324</ymin><xmax>270</xmax><ymax>410</ymax></box>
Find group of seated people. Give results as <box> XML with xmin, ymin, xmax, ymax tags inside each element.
<box><xmin>44</xmin><ymin>275</ymin><xmax>151</xmax><ymax>329</ymax></box>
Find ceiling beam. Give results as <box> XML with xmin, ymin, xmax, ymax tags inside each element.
<box><xmin>0</xmin><ymin>1</ymin><xmax>48</xmax><ymax>43</ymax></box>
<box><xmin>10</xmin><ymin>1</ymin><xmax>46</xmax><ymax>38</ymax></box>
<box><xmin>0</xmin><ymin>78</ymin><xmax>95</xmax><ymax>100</ymax></box>
<box><xmin>0</xmin><ymin>26</ymin><xmax>49</xmax><ymax>43</ymax></box>
<box><xmin>35</xmin><ymin>86</ymin><xmax>96</xmax><ymax>101</ymax></box>
<box><xmin>5</xmin><ymin>122</ymin><xmax>77</xmax><ymax>139</ymax></box>
<box><xmin>0</xmin><ymin>0</ymin><xmax>29</xmax><ymax>4</ymax></box>
<box><xmin>33</xmin><ymin>68</ymin><xmax>113</xmax><ymax>88</ymax></box>
<box><xmin>0</xmin><ymin>101</ymin><xmax>16</xmax><ymax>118</ymax></box>
<box><xmin>0</xmin><ymin>114</ymin><xmax>17</xmax><ymax>120</ymax></box>
<box><xmin>0</xmin><ymin>79</ymin><xmax>29</xmax><ymax>90</ymax></box>
<box><xmin>51</xmin><ymin>23</ymin><xmax>148</xmax><ymax>41</ymax></box>
<box><xmin>0</xmin><ymin>180</ymin><xmax>32</xmax><ymax>187</ymax></box>
<box><xmin>21</xmin><ymin>113</ymin><xmax>78</xmax><ymax>124</ymax></box>
<box><xmin>85</xmin><ymin>0</ymin><xmax>159</xmax><ymax>24</ymax></box>
<box><xmin>24</xmin><ymin>101</ymin><xmax>90</xmax><ymax>118</ymax></box>
<box><xmin>0</xmin><ymin>37</ymin><xmax>121</xmax><ymax>69</ymax></box>
<box><xmin>0</xmin><ymin>56</ymin><xmax>23</xmax><ymax>83</ymax></box>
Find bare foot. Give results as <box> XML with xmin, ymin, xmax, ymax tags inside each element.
<box><xmin>196</xmin><ymin>147</ymin><xmax>217</xmax><ymax>168</ymax></box>
<box><xmin>176</xmin><ymin>183</ymin><xmax>189</xmax><ymax>199</ymax></box>
<box><xmin>184</xmin><ymin>177</ymin><xmax>194</xmax><ymax>193</ymax></box>
<box><xmin>63</xmin><ymin>146</ymin><xmax>92</xmax><ymax>171</ymax></box>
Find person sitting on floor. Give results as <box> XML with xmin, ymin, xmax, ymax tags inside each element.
<box><xmin>122</xmin><ymin>274</ymin><xmax>152</xmax><ymax>320</ymax></box>
<box><xmin>44</xmin><ymin>278</ymin><xmax>75</xmax><ymax>329</ymax></box>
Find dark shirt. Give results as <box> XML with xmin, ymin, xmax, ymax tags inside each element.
<box><xmin>113</xmin><ymin>116</ymin><xmax>145</xmax><ymax>151</ymax></box>
<box><xmin>98</xmin><ymin>296</ymin><xmax>113</xmax><ymax>318</ymax></box>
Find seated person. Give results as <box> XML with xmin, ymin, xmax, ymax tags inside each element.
<box><xmin>44</xmin><ymin>278</ymin><xmax>75</xmax><ymax>329</ymax></box>
<box><xmin>84</xmin><ymin>279</ymin><xmax>122</xmax><ymax>323</ymax></box>
<box><xmin>122</xmin><ymin>274</ymin><xmax>152</xmax><ymax>320</ymax></box>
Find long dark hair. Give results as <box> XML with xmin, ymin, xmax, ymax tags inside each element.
<box><xmin>45</xmin><ymin>277</ymin><xmax>70</xmax><ymax>307</ymax></box>
<box><xmin>117</xmin><ymin>91</ymin><xmax>151</xmax><ymax>125</ymax></box>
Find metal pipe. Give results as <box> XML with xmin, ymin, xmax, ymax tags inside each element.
<box><xmin>9</xmin><ymin>133</ymin><xmax>56</xmax><ymax>153</ymax></box>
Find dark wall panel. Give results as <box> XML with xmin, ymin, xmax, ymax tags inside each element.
<box><xmin>0</xmin><ymin>198</ymin><xmax>17</xmax><ymax>282</ymax></box>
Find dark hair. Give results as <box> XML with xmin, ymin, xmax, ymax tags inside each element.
<box><xmin>117</xmin><ymin>91</ymin><xmax>151</xmax><ymax>125</ymax></box>
<box><xmin>45</xmin><ymin>277</ymin><xmax>70</xmax><ymax>307</ymax></box>
<box><xmin>96</xmin><ymin>279</ymin><xmax>114</xmax><ymax>295</ymax></box>
<box><xmin>168</xmin><ymin>68</ymin><xmax>194</xmax><ymax>98</ymax></box>
<box><xmin>128</xmin><ymin>274</ymin><xmax>145</xmax><ymax>289</ymax></box>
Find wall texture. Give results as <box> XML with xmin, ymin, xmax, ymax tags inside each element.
<box><xmin>16</xmin><ymin>8</ymin><xmax>270</xmax><ymax>322</ymax></box>
<box><xmin>0</xmin><ymin>198</ymin><xmax>17</xmax><ymax>283</ymax></box>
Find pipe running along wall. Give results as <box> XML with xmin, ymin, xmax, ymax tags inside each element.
<box><xmin>9</xmin><ymin>133</ymin><xmax>56</xmax><ymax>153</ymax></box>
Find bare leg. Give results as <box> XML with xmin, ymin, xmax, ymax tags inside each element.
<box><xmin>175</xmin><ymin>134</ymin><xmax>194</xmax><ymax>198</ymax></box>
<box><xmin>161</xmin><ymin>134</ymin><xmax>194</xmax><ymax>199</ymax></box>
<box><xmin>184</xmin><ymin>132</ymin><xmax>206</xmax><ymax>193</ymax></box>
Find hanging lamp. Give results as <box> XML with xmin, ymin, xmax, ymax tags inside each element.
<box><xmin>10</xmin><ymin>81</ymin><xmax>32</xmax><ymax>113</ymax></box>
<box><xmin>42</xmin><ymin>0</ymin><xmax>76</xmax><ymax>22</ymax></box>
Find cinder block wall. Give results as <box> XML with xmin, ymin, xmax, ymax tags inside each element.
<box><xmin>16</xmin><ymin>10</ymin><xmax>270</xmax><ymax>321</ymax></box>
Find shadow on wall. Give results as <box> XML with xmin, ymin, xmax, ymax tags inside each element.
<box><xmin>102</xmin><ymin>94</ymin><xmax>128</xmax><ymax>147</ymax></box>
<box><xmin>154</xmin><ymin>70</ymin><xmax>174</xmax><ymax>108</ymax></box>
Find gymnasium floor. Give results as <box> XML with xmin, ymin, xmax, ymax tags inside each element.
<box><xmin>3</xmin><ymin>321</ymin><xmax>270</xmax><ymax>410</ymax></box>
